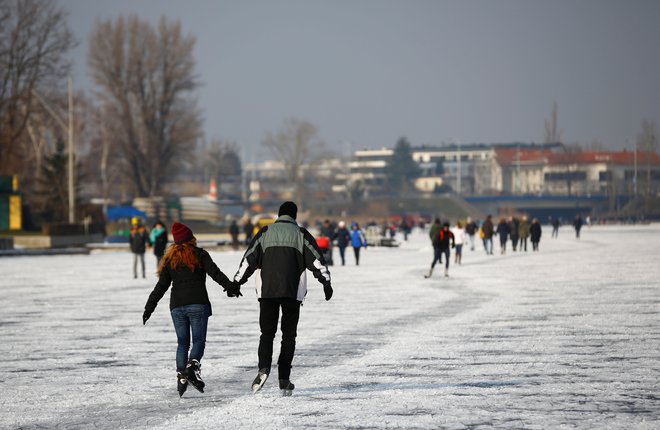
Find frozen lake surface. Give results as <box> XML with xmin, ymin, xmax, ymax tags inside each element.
<box><xmin>1</xmin><ymin>224</ymin><xmax>659</xmax><ymax>429</ymax></box>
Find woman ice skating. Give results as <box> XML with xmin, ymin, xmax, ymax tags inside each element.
<box><xmin>142</xmin><ymin>222</ymin><xmax>239</xmax><ymax>397</ymax></box>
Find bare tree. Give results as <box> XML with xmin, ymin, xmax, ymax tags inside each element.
<box><xmin>201</xmin><ymin>138</ymin><xmax>242</xmax><ymax>186</ymax></box>
<box><xmin>0</xmin><ymin>0</ymin><xmax>75</xmax><ymax>175</ymax></box>
<box><xmin>88</xmin><ymin>15</ymin><xmax>202</xmax><ymax>197</ymax></box>
<box><xmin>261</xmin><ymin>118</ymin><xmax>327</xmax><ymax>204</ymax></box>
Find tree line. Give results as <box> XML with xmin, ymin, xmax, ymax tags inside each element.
<box><xmin>0</xmin><ymin>1</ymin><xmax>657</xmax><ymax>226</ymax></box>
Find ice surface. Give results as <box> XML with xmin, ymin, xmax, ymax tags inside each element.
<box><xmin>1</xmin><ymin>224</ymin><xmax>659</xmax><ymax>429</ymax></box>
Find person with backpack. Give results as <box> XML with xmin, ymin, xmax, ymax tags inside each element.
<box><xmin>142</xmin><ymin>222</ymin><xmax>238</xmax><ymax>397</ymax></box>
<box><xmin>425</xmin><ymin>219</ymin><xmax>455</xmax><ymax>278</ymax></box>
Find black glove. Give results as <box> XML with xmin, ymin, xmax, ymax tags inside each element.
<box><xmin>225</xmin><ymin>281</ymin><xmax>243</xmax><ymax>298</ymax></box>
<box><xmin>324</xmin><ymin>284</ymin><xmax>333</xmax><ymax>301</ymax></box>
<box><xmin>143</xmin><ymin>309</ymin><xmax>152</xmax><ymax>325</ymax></box>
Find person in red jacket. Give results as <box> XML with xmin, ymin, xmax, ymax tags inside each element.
<box><xmin>437</xmin><ymin>222</ymin><xmax>456</xmax><ymax>277</ymax></box>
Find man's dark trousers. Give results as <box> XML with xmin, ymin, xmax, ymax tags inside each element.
<box><xmin>258</xmin><ymin>298</ymin><xmax>301</xmax><ymax>380</ymax></box>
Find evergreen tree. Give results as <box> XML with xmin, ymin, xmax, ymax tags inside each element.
<box><xmin>385</xmin><ymin>137</ymin><xmax>421</xmax><ymax>193</ymax></box>
<box><xmin>35</xmin><ymin>140</ymin><xmax>83</xmax><ymax>223</ymax></box>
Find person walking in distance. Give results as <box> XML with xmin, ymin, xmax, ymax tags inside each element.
<box><xmin>573</xmin><ymin>214</ymin><xmax>583</xmax><ymax>239</ymax></box>
<box><xmin>350</xmin><ymin>222</ymin><xmax>368</xmax><ymax>266</ymax></box>
<box><xmin>530</xmin><ymin>218</ymin><xmax>542</xmax><ymax>251</ymax></box>
<box><xmin>232</xmin><ymin>201</ymin><xmax>333</xmax><ymax>396</ymax></box>
<box><xmin>518</xmin><ymin>216</ymin><xmax>530</xmax><ymax>252</ymax></box>
<box><xmin>551</xmin><ymin>216</ymin><xmax>560</xmax><ymax>238</ymax></box>
<box><xmin>335</xmin><ymin>221</ymin><xmax>351</xmax><ymax>266</ymax></box>
<box><xmin>482</xmin><ymin>215</ymin><xmax>494</xmax><ymax>255</ymax></box>
<box><xmin>130</xmin><ymin>217</ymin><xmax>150</xmax><ymax>278</ymax></box>
<box><xmin>452</xmin><ymin>221</ymin><xmax>466</xmax><ymax>265</ymax></box>
<box><xmin>142</xmin><ymin>222</ymin><xmax>238</xmax><ymax>397</ymax></box>
<box><xmin>464</xmin><ymin>217</ymin><xmax>477</xmax><ymax>251</ymax></box>
<box><xmin>496</xmin><ymin>217</ymin><xmax>510</xmax><ymax>255</ymax></box>
<box><xmin>150</xmin><ymin>220</ymin><xmax>168</xmax><ymax>269</ymax></box>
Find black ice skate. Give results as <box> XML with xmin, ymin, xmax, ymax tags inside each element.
<box><xmin>177</xmin><ymin>371</ymin><xmax>188</xmax><ymax>397</ymax></box>
<box><xmin>279</xmin><ymin>379</ymin><xmax>295</xmax><ymax>397</ymax></box>
<box><xmin>186</xmin><ymin>359</ymin><xmax>205</xmax><ymax>393</ymax></box>
<box><xmin>251</xmin><ymin>368</ymin><xmax>270</xmax><ymax>393</ymax></box>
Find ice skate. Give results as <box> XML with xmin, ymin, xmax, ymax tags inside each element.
<box><xmin>444</xmin><ymin>268</ymin><xmax>449</xmax><ymax>277</ymax></box>
<box><xmin>252</xmin><ymin>368</ymin><xmax>269</xmax><ymax>393</ymax></box>
<box><xmin>186</xmin><ymin>359</ymin><xmax>204</xmax><ymax>393</ymax></box>
<box><xmin>177</xmin><ymin>371</ymin><xmax>188</xmax><ymax>397</ymax></box>
<box><xmin>423</xmin><ymin>267</ymin><xmax>433</xmax><ymax>278</ymax></box>
<box><xmin>279</xmin><ymin>379</ymin><xmax>295</xmax><ymax>397</ymax></box>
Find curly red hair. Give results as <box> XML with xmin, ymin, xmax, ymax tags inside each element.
<box><xmin>158</xmin><ymin>239</ymin><xmax>202</xmax><ymax>276</ymax></box>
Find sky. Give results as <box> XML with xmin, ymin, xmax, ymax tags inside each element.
<box><xmin>60</xmin><ymin>0</ymin><xmax>660</xmax><ymax>159</ymax></box>
<box><xmin>2</xmin><ymin>224</ymin><xmax>660</xmax><ymax>428</ymax></box>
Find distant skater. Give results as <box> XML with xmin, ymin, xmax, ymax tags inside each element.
<box><xmin>482</xmin><ymin>215</ymin><xmax>494</xmax><ymax>255</ymax></box>
<box><xmin>573</xmin><ymin>215</ymin><xmax>583</xmax><ymax>239</ymax></box>
<box><xmin>465</xmin><ymin>217</ymin><xmax>478</xmax><ymax>251</ymax></box>
<box><xmin>509</xmin><ymin>217</ymin><xmax>519</xmax><ymax>252</ymax></box>
<box><xmin>350</xmin><ymin>222</ymin><xmax>368</xmax><ymax>266</ymax></box>
<box><xmin>452</xmin><ymin>221</ymin><xmax>466</xmax><ymax>265</ymax></box>
<box><xmin>142</xmin><ymin>222</ymin><xmax>237</xmax><ymax>397</ymax></box>
<box><xmin>496</xmin><ymin>218</ymin><xmax>509</xmax><ymax>255</ymax></box>
<box><xmin>335</xmin><ymin>221</ymin><xmax>351</xmax><ymax>266</ymax></box>
<box><xmin>425</xmin><ymin>218</ymin><xmax>443</xmax><ymax>277</ymax></box>
<box><xmin>518</xmin><ymin>216</ymin><xmax>530</xmax><ymax>252</ymax></box>
<box><xmin>551</xmin><ymin>217</ymin><xmax>560</xmax><ymax>238</ymax></box>
<box><xmin>530</xmin><ymin>218</ymin><xmax>542</xmax><ymax>251</ymax></box>
<box><xmin>150</xmin><ymin>220</ymin><xmax>168</xmax><ymax>269</ymax></box>
<box><xmin>426</xmin><ymin>222</ymin><xmax>455</xmax><ymax>277</ymax></box>
<box><xmin>130</xmin><ymin>217</ymin><xmax>150</xmax><ymax>279</ymax></box>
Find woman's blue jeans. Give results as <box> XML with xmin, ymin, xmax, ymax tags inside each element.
<box><xmin>170</xmin><ymin>304</ymin><xmax>209</xmax><ymax>372</ymax></box>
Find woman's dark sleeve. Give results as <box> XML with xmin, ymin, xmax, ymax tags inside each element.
<box><xmin>144</xmin><ymin>267</ymin><xmax>172</xmax><ymax>313</ymax></box>
<box><xmin>200</xmin><ymin>249</ymin><xmax>232</xmax><ymax>289</ymax></box>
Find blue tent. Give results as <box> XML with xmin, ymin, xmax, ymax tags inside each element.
<box><xmin>106</xmin><ymin>206</ymin><xmax>147</xmax><ymax>222</ymax></box>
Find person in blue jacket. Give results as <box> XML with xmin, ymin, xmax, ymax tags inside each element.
<box><xmin>350</xmin><ymin>222</ymin><xmax>367</xmax><ymax>265</ymax></box>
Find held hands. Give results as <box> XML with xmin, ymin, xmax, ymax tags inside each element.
<box><xmin>225</xmin><ymin>281</ymin><xmax>243</xmax><ymax>298</ymax></box>
<box><xmin>323</xmin><ymin>284</ymin><xmax>333</xmax><ymax>301</ymax></box>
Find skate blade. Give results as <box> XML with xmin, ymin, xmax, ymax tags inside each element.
<box><xmin>281</xmin><ymin>389</ymin><xmax>293</xmax><ymax>397</ymax></box>
<box><xmin>252</xmin><ymin>374</ymin><xmax>268</xmax><ymax>394</ymax></box>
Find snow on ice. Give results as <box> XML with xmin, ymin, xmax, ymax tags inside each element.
<box><xmin>1</xmin><ymin>224</ymin><xmax>659</xmax><ymax>429</ymax></box>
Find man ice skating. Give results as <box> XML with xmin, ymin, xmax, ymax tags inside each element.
<box><xmin>425</xmin><ymin>221</ymin><xmax>455</xmax><ymax>278</ymax></box>
<box><xmin>232</xmin><ymin>201</ymin><xmax>333</xmax><ymax>396</ymax></box>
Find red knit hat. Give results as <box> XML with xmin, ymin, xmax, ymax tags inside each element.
<box><xmin>171</xmin><ymin>222</ymin><xmax>194</xmax><ymax>244</ymax></box>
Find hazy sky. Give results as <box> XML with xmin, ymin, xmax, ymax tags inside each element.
<box><xmin>61</xmin><ymin>0</ymin><xmax>660</xmax><ymax>158</ymax></box>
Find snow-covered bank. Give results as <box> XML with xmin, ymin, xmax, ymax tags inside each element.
<box><xmin>1</xmin><ymin>224</ymin><xmax>659</xmax><ymax>429</ymax></box>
